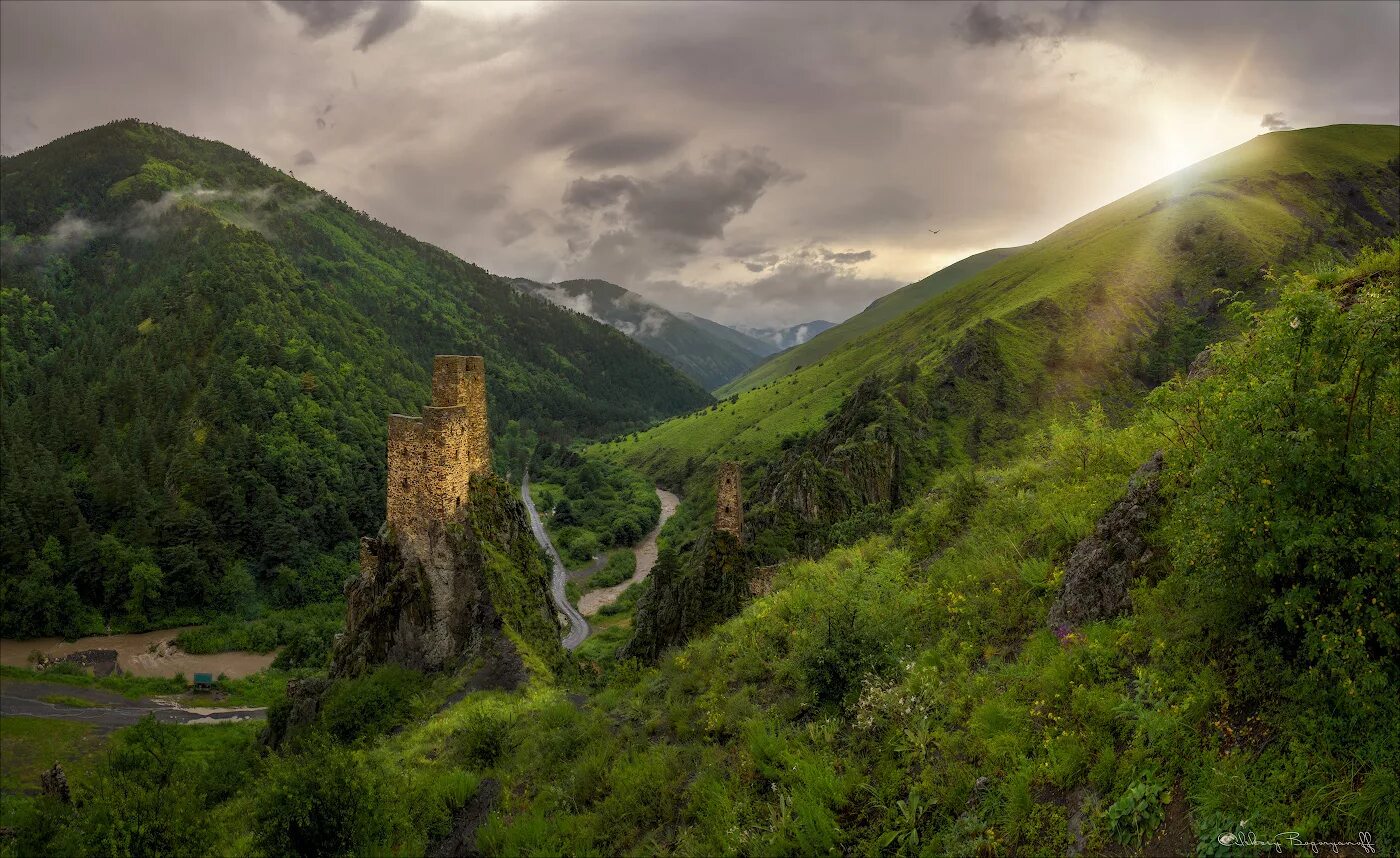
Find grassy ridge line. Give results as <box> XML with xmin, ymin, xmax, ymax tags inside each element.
<box><xmin>594</xmin><ymin>125</ymin><xmax>1400</xmax><ymax>491</ymax></box>
<box><xmin>718</xmin><ymin>244</ymin><xmax>1024</xmax><ymax>396</ymax></box>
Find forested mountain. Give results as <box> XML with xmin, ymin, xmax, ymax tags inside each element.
<box><xmin>509</xmin><ymin>277</ymin><xmax>765</xmax><ymax>389</ymax></box>
<box><xmin>734</xmin><ymin>319</ymin><xmax>836</xmax><ymax>353</ymax></box>
<box><xmin>0</xmin><ymin>120</ymin><xmax>711</xmax><ymax>637</ymax></box>
<box><xmin>720</xmin><ymin>246</ymin><xmax>1022</xmax><ymax>394</ymax></box>
<box><xmin>674</xmin><ymin>311</ymin><xmax>777</xmax><ymax>358</ymax></box>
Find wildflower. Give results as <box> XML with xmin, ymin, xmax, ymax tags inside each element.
<box><xmin>1290</xmin><ymin>317</ymin><xmax>1300</xmax><ymax>329</ymax></box>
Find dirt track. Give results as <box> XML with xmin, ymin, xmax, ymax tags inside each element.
<box><xmin>0</xmin><ymin>679</ymin><xmax>265</xmax><ymax>732</ymax></box>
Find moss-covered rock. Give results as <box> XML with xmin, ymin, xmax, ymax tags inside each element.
<box><xmin>621</xmin><ymin>531</ymin><xmax>750</xmax><ymax>662</ymax></box>
<box><xmin>330</xmin><ymin>473</ymin><xmax>561</xmax><ymax>681</ymax></box>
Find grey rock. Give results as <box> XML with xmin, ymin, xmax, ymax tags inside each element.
<box><xmin>1048</xmin><ymin>451</ymin><xmax>1165</xmax><ymax>628</ymax></box>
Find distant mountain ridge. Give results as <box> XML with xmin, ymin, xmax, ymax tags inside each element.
<box><xmin>734</xmin><ymin>320</ymin><xmax>836</xmax><ymax>353</ymax></box>
<box><xmin>719</xmin><ymin>246</ymin><xmax>1021</xmax><ymax>395</ymax></box>
<box><xmin>509</xmin><ymin>277</ymin><xmax>767</xmax><ymax>389</ymax></box>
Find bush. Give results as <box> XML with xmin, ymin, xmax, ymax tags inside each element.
<box><xmin>319</xmin><ymin>665</ymin><xmax>426</xmax><ymax>744</ymax></box>
<box><xmin>585</xmin><ymin>551</ymin><xmax>636</xmax><ymax>592</ymax></box>
<box><xmin>1156</xmin><ymin>243</ymin><xmax>1400</xmax><ymax>706</ymax></box>
<box><xmin>253</xmin><ymin>738</ymin><xmax>391</xmax><ymax>858</ymax></box>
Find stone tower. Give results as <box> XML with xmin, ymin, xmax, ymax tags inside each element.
<box><xmin>385</xmin><ymin>355</ymin><xmax>492</xmax><ymax>549</ymax></box>
<box><xmin>715</xmin><ymin>461</ymin><xmax>743</xmax><ymax>539</ymax></box>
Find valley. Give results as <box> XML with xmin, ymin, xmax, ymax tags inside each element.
<box><xmin>1</xmin><ymin>50</ymin><xmax>1396</xmax><ymax>858</ymax></box>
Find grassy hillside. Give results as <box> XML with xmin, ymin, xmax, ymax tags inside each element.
<box><xmin>0</xmin><ymin>120</ymin><xmax>711</xmax><ymax>638</ymax></box>
<box><xmin>9</xmin><ymin>242</ymin><xmax>1393</xmax><ymax>857</ymax></box>
<box><xmin>510</xmin><ymin>277</ymin><xmax>764</xmax><ymax>389</ymax></box>
<box><xmin>719</xmin><ymin>245</ymin><xmax>1024</xmax><ymax>395</ymax></box>
<box><xmin>600</xmin><ymin>126</ymin><xmax>1400</xmax><ymax>496</ymax></box>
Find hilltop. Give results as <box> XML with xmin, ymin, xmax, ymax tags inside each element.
<box><xmin>719</xmin><ymin>245</ymin><xmax>1023</xmax><ymax>395</ymax></box>
<box><xmin>0</xmin><ymin>120</ymin><xmax>711</xmax><ymax>638</ymax></box>
<box><xmin>600</xmin><ymin>125</ymin><xmax>1400</xmax><ymax>503</ymax></box>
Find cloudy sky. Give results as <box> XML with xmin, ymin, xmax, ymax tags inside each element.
<box><xmin>2</xmin><ymin>1</ymin><xmax>1397</xmax><ymax>326</ymax></box>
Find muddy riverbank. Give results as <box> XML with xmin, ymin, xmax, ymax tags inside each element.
<box><xmin>0</xmin><ymin>628</ymin><xmax>276</xmax><ymax>679</ymax></box>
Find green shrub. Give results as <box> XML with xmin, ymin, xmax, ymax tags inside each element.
<box><xmin>253</xmin><ymin>738</ymin><xmax>391</xmax><ymax>858</ymax></box>
<box><xmin>1105</xmin><ymin>775</ymin><xmax>1171</xmax><ymax>847</ymax></box>
<box><xmin>457</xmin><ymin>709</ymin><xmax>514</xmax><ymax>767</ymax></box>
<box><xmin>1155</xmin><ymin>242</ymin><xmax>1400</xmax><ymax>707</ymax></box>
<box><xmin>319</xmin><ymin>665</ymin><xmax>426</xmax><ymax>744</ymax></box>
<box><xmin>585</xmin><ymin>551</ymin><xmax>636</xmax><ymax>591</ymax></box>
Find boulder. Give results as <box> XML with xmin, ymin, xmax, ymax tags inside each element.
<box><xmin>1048</xmin><ymin>451</ymin><xmax>1165</xmax><ymax>628</ymax></box>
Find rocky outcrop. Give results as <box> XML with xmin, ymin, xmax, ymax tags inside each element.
<box><xmin>41</xmin><ymin>764</ymin><xmax>70</xmax><ymax>804</ymax></box>
<box><xmin>621</xmin><ymin>530</ymin><xmax>751</xmax><ymax>663</ymax></box>
<box><xmin>1048</xmin><ymin>452</ymin><xmax>1166</xmax><ymax>628</ymax></box>
<box><xmin>36</xmin><ymin>649</ymin><xmax>120</xmax><ymax>677</ymax></box>
<box><xmin>331</xmin><ymin>473</ymin><xmax>558</xmax><ymax>680</ymax></box>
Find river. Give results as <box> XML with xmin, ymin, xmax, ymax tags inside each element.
<box><xmin>0</xmin><ymin>628</ymin><xmax>276</xmax><ymax>679</ymax></box>
<box><xmin>578</xmin><ymin>487</ymin><xmax>680</xmax><ymax>617</ymax></box>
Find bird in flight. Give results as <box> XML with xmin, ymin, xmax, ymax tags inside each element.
<box><xmin>928</xmin><ymin>228</ymin><xmax>940</xmax><ymax>234</ymax></box>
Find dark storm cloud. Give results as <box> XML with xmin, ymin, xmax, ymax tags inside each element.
<box><xmin>2</xmin><ymin>1</ymin><xmax>1396</xmax><ymax>325</ymax></box>
<box><xmin>274</xmin><ymin>0</ymin><xmax>420</xmax><ymax>50</ymax></box>
<box><xmin>293</xmin><ymin>148</ymin><xmax>316</xmax><ymax>166</ymax></box>
<box><xmin>957</xmin><ymin>0</ymin><xmax>1103</xmax><ymax>47</ymax></box>
<box><xmin>559</xmin><ymin>148</ymin><xmax>802</xmax><ymax>286</ymax></box>
<box><xmin>1260</xmin><ymin>112</ymin><xmax>1292</xmax><ymax>131</ymax></box>
<box><xmin>566</xmin><ymin>131</ymin><xmax>690</xmax><ymax>169</ymax></box>
<box><xmin>563</xmin><ymin>175</ymin><xmax>635</xmax><ymax>211</ymax></box>
<box><xmin>565</xmin><ymin>149</ymin><xmax>801</xmax><ymax>244</ymax></box>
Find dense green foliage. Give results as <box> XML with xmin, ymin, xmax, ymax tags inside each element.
<box><xmin>0</xmin><ymin>120</ymin><xmax>710</xmax><ymax>637</ymax></box>
<box><xmin>1154</xmin><ymin>247</ymin><xmax>1400</xmax><ymax>705</ymax></box>
<box><xmin>173</xmin><ymin>602</ymin><xmax>345</xmax><ymax>670</ymax></box>
<box><xmin>512</xmin><ymin>278</ymin><xmax>766</xmax><ymax>390</ymax></box>
<box><xmin>530</xmin><ymin>443</ymin><xmax>659</xmax><ymax>568</ymax></box>
<box><xmin>583</xmin><ymin>550</ymin><xmax>637</xmax><ymax>592</ymax></box>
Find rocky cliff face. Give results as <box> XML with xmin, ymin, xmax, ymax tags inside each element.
<box><xmin>746</xmin><ymin>370</ymin><xmax>940</xmax><ymax>562</ymax></box>
<box><xmin>621</xmin><ymin>531</ymin><xmax>750</xmax><ymax>663</ymax></box>
<box><xmin>267</xmin><ymin>473</ymin><xmax>560</xmax><ymax>747</ymax></box>
<box><xmin>332</xmin><ymin>473</ymin><xmax>561</xmax><ymax>680</ymax></box>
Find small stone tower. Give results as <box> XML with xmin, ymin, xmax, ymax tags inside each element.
<box><xmin>385</xmin><ymin>355</ymin><xmax>492</xmax><ymax>547</ymax></box>
<box><xmin>715</xmin><ymin>461</ymin><xmax>743</xmax><ymax>540</ymax></box>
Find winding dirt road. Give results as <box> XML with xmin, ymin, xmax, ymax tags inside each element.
<box><xmin>522</xmin><ymin>472</ymin><xmax>589</xmax><ymax>650</ymax></box>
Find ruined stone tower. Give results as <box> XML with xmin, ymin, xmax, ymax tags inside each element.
<box><xmin>385</xmin><ymin>355</ymin><xmax>492</xmax><ymax>550</ymax></box>
<box><xmin>715</xmin><ymin>461</ymin><xmax>743</xmax><ymax>540</ymax></box>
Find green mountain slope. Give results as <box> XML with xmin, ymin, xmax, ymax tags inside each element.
<box><xmin>0</xmin><ymin>120</ymin><xmax>711</xmax><ymax>637</ymax></box>
<box><xmin>15</xmin><ymin>242</ymin><xmax>1392</xmax><ymax>858</ymax></box>
<box><xmin>600</xmin><ymin>125</ymin><xmax>1400</xmax><ymax>499</ymax></box>
<box><xmin>509</xmin><ymin>277</ymin><xmax>764</xmax><ymax>389</ymax></box>
<box><xmin>718</xmin><ymin>246</ymin><xmax>1023</xmax><ymax>395</ymax></box>
<box><xmin>675</xmin><ymin>311</ymin><xmax>776</xmax><ymax>358</ymax></box>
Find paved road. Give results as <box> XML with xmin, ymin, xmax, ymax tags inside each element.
<box><xmin>522</xmin><ymin>472</ymin><xmax>589</xmax><ymax>650</ymax></box>
<box><xmin>0</xmin><ymin>680</ymin><xmax>265</xmax><ymax>731</ymax></box>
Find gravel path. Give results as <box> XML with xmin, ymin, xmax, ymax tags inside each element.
<box><xmin>0</xmin><ymin>679</ymin><xmax>265</xmax><ymax>732</ymax></box>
